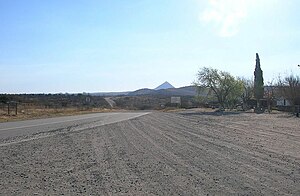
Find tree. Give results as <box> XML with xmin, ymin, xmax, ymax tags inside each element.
<box><xmin>195</xmin><ymin>67</ymin><xmax>244</xmax><ymax>109</ymax></box>
<box><xmin>265</xmin><ymin>81</ymin><xmax>276</xmax><ymax>113</ymax></box>
<box><xmin>0</xmin><ymin>95</ymin><xmax>9</xmax><ymax>104</ymax></box>
<box><xmin>277</xmin><ymin>74</ymin><xmax>300</xmax><ymax>109</ymax></box>
<box><xmin>239</xmin><ymin>77</ymin><xmax>254</xmax><ymax>110</ymax></box>
<box><xmin>254</xmin><ymin>53</ymin><xmax>264</xmax><ymax>105</ymax></box>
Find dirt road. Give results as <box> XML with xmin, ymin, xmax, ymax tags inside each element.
<box><xmin>104</xmin><ymin>97</ymin><xmax>116</xmax><ymax>108</ymax></box>
<box><xmin>0</xmin><ymin>110</ymin><xmax>299</xmax><ymax>195</ymax></box>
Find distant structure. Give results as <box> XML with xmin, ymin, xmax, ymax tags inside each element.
<box><xmin>254</xmin><ymin>53</ymin><xmax>264</xmax><ymax>112</ymax></box>
<box><xmin>154</xmin><ymin>81</ymin><xmax>175</xmax><ymax>90</ymax></box>
<box><xmin>171</xmin><ymin>97</ymin><xmax>181</xmax><ymax>104</ymax></box>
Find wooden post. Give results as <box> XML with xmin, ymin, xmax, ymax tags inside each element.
<box><xmin>15</xmin><ymin>102</ymin><xmax>18</xmax><ymax>115</ymax></box>
<box><xmin>7</xmin><ymin>102</ymin><xmax>10</xmax><ymax>115</ymax></box>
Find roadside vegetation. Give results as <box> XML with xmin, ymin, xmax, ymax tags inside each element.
<box><xmin>195</xmin><ymin>67</ymin><xmax>244</xmax><ymax>110</ymax></box>
<box><xmin>0</xmin><ymin>94</ymin><xmax>111</xmax><ymax>122</ymax></box>
<box><xmin>1</xmin><ymin>53</ymin><xmax>299</xmax><ymax>121</ymax></box>
<box><xmin>195</xmin><ymin>53</ymin><xmax>299</xmax><ymax>116</ymax></box>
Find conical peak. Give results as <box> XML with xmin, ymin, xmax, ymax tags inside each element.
<box><xmin>154</xmin><ymin>81</ymin><xmax>175</xmax><ymax>90</ymax></box>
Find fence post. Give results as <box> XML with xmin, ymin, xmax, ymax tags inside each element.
<box><xmin>7</xmin><ymin>102</ymin><xmax>10</xmax><ymax>115</ymax></box>
<box><xmin>15</xmin><ymin>102</ymin><xmax>18</xmax><ymax>115</ymax></box>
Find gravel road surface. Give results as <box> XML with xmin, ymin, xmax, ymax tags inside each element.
<box><xmin>0</xmin><ymin>110</ymin><xmax>299</xmax><ymax>195</ymax></box>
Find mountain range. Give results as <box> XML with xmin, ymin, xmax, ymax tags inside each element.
<box><xmin>91</xmin><ymin>82</ymin><xmax>197</xmax><ymax>97</ymax></box>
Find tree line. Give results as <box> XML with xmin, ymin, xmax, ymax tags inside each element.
<box><xmin>195</xmin><ymin>53</ymin><xmax>300</xmax><ymax>114</ymax></box>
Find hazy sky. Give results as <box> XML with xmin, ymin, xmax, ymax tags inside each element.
<box><xmin>1</xmin><ymin>0</ymin><xmax>299</xmax><ymax>93</ymax></box>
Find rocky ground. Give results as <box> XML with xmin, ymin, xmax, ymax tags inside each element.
<box><xmin>0</xmin><ymin>109</ymin><xmax>299</xmax><ymax>195</ymax></box>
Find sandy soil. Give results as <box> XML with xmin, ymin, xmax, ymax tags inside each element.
<box><xmin>0</xmin><ymin>109</ymin><xmax>299</xmax><ymax>195</ymax></box>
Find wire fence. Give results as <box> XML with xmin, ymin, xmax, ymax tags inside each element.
<box><xmin>0</xmin><ymin>102</ymin><xmax>62</xmax><ymax>116</ymax></box>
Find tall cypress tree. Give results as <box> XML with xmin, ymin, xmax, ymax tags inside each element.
<box><xmin>254</xmin><ymin>53</ymin><xmax>264</xmax><ymax>101</ymax></box>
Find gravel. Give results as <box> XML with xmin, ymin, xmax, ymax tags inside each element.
<box><xmin>0</xmin><ymin>109</ymin><xmax>299</xmax><ymax>195</ymax></box>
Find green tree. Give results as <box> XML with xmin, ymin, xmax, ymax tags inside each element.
<box><xmin>195</xmin><ymin>67</ymin><xmax>244</xmax><ymax>109</ymax></box>
<box><xmin>254</xmin><ymin>53</ymin><xmax>264</xmax><ymax>102</ymax></box>
<box><xmin>0</xmin><ymin>95</ymin><xmax>9</xmax><ymax>104</ymax></box>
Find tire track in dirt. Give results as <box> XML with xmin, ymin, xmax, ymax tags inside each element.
<box><xmin>0</xmin><ymin>111</ymin><xmax>299</xmax><ymax>195</ymax></box>
<box><xmin>124</xmin><ymin>119</ymin><xmax>211</xmax><ymax>195</ymax></box>
<box><xmin>129</xmin><ymin>116</ymin><xmax>253</xmax><ymax>194</ymax></box>
<box><xmin>135</xmin><ymin>116</ymin><xmax>276</xmax><ymax>194</ymax></box>
<box><xmin>139</xmin><ymin>112</ymin><xmax>300</xmax><ymax>195</ymax></box>
<box><xmin>90</xmin><ymin>124</ymin><xmax>149</xmax><ymax>195</ymax></box>
<box><xmin>165</xmin><ymin>112</ymin><xmax>300</xmax><ymax>161</ymax></box>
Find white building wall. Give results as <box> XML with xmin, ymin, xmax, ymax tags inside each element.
<box><xmin>277</xmin><ymin>98</ymin><xmax>291</xmax><ymax>106</ymax></box>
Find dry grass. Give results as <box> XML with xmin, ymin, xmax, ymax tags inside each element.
<box><xmin>0</xmin><ymin>108</ymin><xmax>119</xmax><ymax>123</ymax></box>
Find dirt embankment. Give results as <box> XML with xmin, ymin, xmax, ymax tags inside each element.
<box><xmin>0</xmin><ymin>110</ymin><xmax>299</xmax><ymax>195</ymax></box>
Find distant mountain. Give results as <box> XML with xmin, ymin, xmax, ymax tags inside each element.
<box><xmin>154</xmin><ymin>81</ymin><xmax>175</xmax><ymax>90</ymax></box>
<box><xmin>127</xmin><ymin>88</ymin><xmax>156</xmax><ymax>96</ymax></box>
<box><xmin>90</xmin><ymin>91</ymin><xmax>131</xmax><ymax>96</ymax></box>
<box><xmin>91</xmin><ymin>82</ymin><xmax>199</xmax><ymax>97</ymax></box>
<box><xmin>129</xmin><ymin>86</ymin><xmax>197</xmax><ymax>96</ymax></box>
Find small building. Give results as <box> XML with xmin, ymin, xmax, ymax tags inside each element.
<box><xmin>276</xmin><ymin>97</ymin><xmax>291</xmax><ymax>107</ymax></box>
